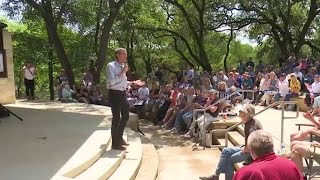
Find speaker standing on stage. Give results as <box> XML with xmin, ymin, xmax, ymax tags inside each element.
<box><xmin>106</xmin><ymin>48</ymin><xmax>130</xmax><ymax>150</ymax></box>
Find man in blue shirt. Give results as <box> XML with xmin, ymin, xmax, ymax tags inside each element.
<box><xmin>106</xmin><ymin>48</ymin><xmax>130</xmax><ymax>150</ymax></box>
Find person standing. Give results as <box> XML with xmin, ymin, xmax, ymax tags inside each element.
<box><xmin>23</xmin><ymin>62</ymin><xmax>36</xmax><ymax>100</ymax></box>
<box><xmin>106</xmin><ymin>48</ymin><xmax>130</xmax><ymax>150</ymax></box>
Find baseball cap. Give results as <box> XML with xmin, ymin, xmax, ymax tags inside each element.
<box><xmin>239</xmin><ymin>103</ymin><xmax>255</xmax><ymax>116</ymax></box>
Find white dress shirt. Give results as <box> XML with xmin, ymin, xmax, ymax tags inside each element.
<box><xmin>106</xmin><ymin>60</ymin><xmax>127</xmax><ymax>91</ymax></box>
<box><xmin>278</xmin><ymin>80</ymin><xmax>289</xmax><ymax>97</ymax></box>
<box><xmin>138</xmin><ymin>87</ymin><xmax>149</xmax><ymax>100</ymax></box>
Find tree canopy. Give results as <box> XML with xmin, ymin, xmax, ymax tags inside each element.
<box><xmin>1</xmin><ymin>0</ymin><xmax>320</xmax><ymax>99</ymax></box>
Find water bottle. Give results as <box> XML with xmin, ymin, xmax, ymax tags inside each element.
<box><xmin>280</xmin><ymin>143</ymin><xmax>286</xmax><ymax>155</ymax></box>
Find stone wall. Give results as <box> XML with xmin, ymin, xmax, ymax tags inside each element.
<box><xmin>0</xmin><ymin>29</ymin><xmax>15</xmax><ymax>104</ymax></box>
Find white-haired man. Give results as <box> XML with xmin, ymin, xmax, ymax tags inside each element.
<box><xmin>234</xmin><ymin>130</ymin><xmax>303</xmax><ymax>180</ymax></box>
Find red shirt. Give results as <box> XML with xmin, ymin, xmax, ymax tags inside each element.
<box><xmin>170</xmin><ymin>91</ymin><xmax>180</xmax><ymax>106</ymax></box>
<box><xmin>233</xmin><ymin>153</ymin><xmax>303</xmax><ymax>180</ymax></box>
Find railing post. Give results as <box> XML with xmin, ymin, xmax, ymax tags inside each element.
<box><xmin>203</xmin><ymin>113</ymin><xmax>206</xmax><ymax>150</ymax></box>
<box><xmin>281</xmin><ymin>102</ymin><xmax>285</xmax><ymax>147</ymax></box>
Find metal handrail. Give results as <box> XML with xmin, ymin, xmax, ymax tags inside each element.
<box><xmin>208</xmin><ymin>101</ymin><xmax>299</xmax><ymax>149</ymax></box>
<box><xmin>238</xmin><ymin>89</ymin><xmax>257</xmax><ymax>103</ymax></box>
<box><xmin>192</xmin><ymin>91</ymin><xmax>238</xmax><ymax>149</ymax></box>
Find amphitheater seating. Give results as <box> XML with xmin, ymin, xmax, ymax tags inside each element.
<box><xmin>52</xmin><ymin>129</ymin><xmax>158</xmax><ymax>180</ymax></box>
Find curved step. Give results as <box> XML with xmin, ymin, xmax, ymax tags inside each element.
<box><xmin>134</xmin><ymin>137</ymin><xmax>159</xmax><ymax>180</ymax></box>
<box><xmin>54</xmin><ymin>130</ymin><xmax>111</xmax><ymax>178</ymax></box>
<box><xmin>108</xmin><ymin>134</ymin><xmax>143</xmax><ymax>180</ymax></box>
<box><xmin>75</xmin><ymin>135</ymin><xmax>128</xmax><ymax>180</ymax></box>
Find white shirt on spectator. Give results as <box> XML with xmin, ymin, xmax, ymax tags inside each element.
<box><xmin>138</xmin><ymin>86</ymin><xmax>149</xmax><ymax>100</ymax></box>
<box><xmin>278</xmin><ymin>80</ymin><xmax>289</xmax><ymax>97</ymax></box>
<box><xmin>311</xmin><ymin>82</ymin><xmax>320</xmax><ymax>93</ymax></box>
<box><xmin>294</xmin><ymin>72</ymin><xmax>303</xmax><ymax>80</ymax></box>
<box><xmin>186</xmin><ymin>69</ymin><xmax>194</xmax><ymax>80</ymax></box>
<box><xmin>24</xmin><ymin>67</ymin><xmax>35</xmax><ymax>80</ymax></box>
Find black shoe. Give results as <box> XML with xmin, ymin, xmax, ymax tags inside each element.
<box><xmin>122</xmin><ymin>139</ymin><xmax>129</xmax><ymax>146</ymax></box>
<box><xmin>112</xmin><ymin>145</ymin><xmax>126</xmax><ymax>150</ymax></box>
<box><xmin>199</xmin><ymin>174</ymin><xmax>219</xmax><ymax>180</ymax></box>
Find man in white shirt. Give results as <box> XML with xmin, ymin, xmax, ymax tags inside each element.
<box><xmin>272</xmin><ymin>73</ymin><xmax>289</xmax><ymax>103</ymax></box>
<box><xmin>305</xmin><ymin>75</ymin><xmax>320</xmax><ymax>107</ymax></box>
<box><xmin>293</xmin><ymin>67</ymin><xmax>303</xmax><ymax>81</ymax></box>
<box><xmin>185</xmin><ymin>64</ymin><xmax>194</xmax><ymax>84</ymax></box>
<box><xmin>138</xmin><ymin>83</ymin><xmax>149</xmax><ymax>100</ymax></box>
<box><xmin>106</xmin><ymin>48</ymin><xmax>130</xmax><ymax>150</ymax></box>
<box><xmin>23</xmin><ymin>62</ymin><xmax>36</xmax><ymax>100</ymax></box>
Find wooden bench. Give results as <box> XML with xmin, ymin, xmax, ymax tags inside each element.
<box><xmin>292</xmin><ymin>96</ymin><xmax>308</xmax><ymax>112</ymax></box>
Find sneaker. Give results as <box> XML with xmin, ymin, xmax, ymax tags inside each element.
<box><xmin>199</xmin><ymin>174</ymin><xmax>219</xmax><ymax>180</ymax></box>
<box><xmin>170</xmin><ymin>128</ymin><xmax>179</xmax><ymax>134</ymax></box>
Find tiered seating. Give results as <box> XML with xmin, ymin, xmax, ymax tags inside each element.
<box><xmin>51</xmin><ymin>129</ymin><xmax>158</xmax><ymax>180</ymax></box>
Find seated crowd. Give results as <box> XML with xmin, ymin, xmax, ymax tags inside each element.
<box><xmin>56</xmin><ymin>69</ymin><xmax>104</xmax><ymax>105</ymax></box>
<box><xmin>128</xmin><ymin>56</ymin><xmax>320</xmax><ymax>180</ymax></box>
<box><xmin>53</xmin><ymin>56</ymin><xmax>320</xmax><ymax>179</ymax></box>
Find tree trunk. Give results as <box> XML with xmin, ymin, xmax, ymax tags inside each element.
<box><xmin>224</xmin><ymin>28</ymin><xmax>233</xmax><ymax>73</ymax></box>
<box><xmin>48</xmin><ymin>43</ymin><xmax>54</xmax><ymax>101</ymax></box>
<box><xmin>129</xmin><ymin>29</ymin><xmax>136</xmax><ymax>71</ymax></box>
<box><xmin>144</xmin><ymin>56</ymin><xmax>152</xmax><ymax>76</ymax></box>
<box><xmin>94</xmin><ymin>14</ymin><xmax>118</xmax><ymax>83</ymax></box>
<box><xmin>95</xmin><ymin>0</ymin><xmax>126</xmax><ymax>83</ymax></box>
<box><xmin>43</xmin><ymin>13</ymin><xmax>75</xmax><ymax>86</ymax></box>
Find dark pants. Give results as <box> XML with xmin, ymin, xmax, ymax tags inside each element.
<box><xmin>109</xmin><ymin>89</ymin><xmax>129</xmax><ymax>147</ymax></box>
<box><xmin>24</xmin><ymin>78</ymin><xmax>35</xmax><ymax>97</ymax></box>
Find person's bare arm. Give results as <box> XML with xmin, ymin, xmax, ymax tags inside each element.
<box><xmin>208</xmin><ymin>105</ymin><xmax>218</xmax><ymax>113</ymax></box>
<box><xmin>309</xmin><ymin>129</ymin><xmax>320</xmax><ymax>136</ymax></box>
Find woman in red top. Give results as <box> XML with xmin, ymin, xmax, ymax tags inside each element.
<box><xmin>161</xmin><ymin>84</ymin><xmax>181</xmax><ymax>127</ymax></box>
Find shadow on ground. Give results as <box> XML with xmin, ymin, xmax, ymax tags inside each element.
<box><xmin>0</xmin><ymin>106</ymin><xmax>108</xmax><ymax>180</ymax></box>
<box><xmin>138</xmin><ymin>119</ymin><xmax>196</xmax><ymax>150</ymax></box>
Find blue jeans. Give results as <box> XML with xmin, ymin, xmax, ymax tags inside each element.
<box><xmin>182</xmin><ymin>111</ymin><xmax>193</xmax><ymax>127</ymax></box>
<box><xmin>215</xmin><ymin>147</ymin><xmax>250</xmax><ymax>180</ymax></box>
<box><xmin>174</xmin><ymin>109</ymin><xmax>186</xmax><ymax>130</ymax></box>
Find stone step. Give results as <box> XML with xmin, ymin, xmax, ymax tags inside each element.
<box><xmin>108</xmin><ymin>133</ymin><xmax>142</xmax><ymax>180</ymax></box>
<box><xmin>54</xmin><ymin>129</ymin><xmax>111</xmax><ymax>178</ymax></box>
<box><xmin>134</xmin><ymin>137</ymin><xmax>159</xmax><ymax>180</ymax></box>
<box><xmin>228</xmin><ymin>131</ymin><xmax>245</xmax><ymax>146</ymax></box>
<box><xmin>75</xmin><ymin>135</ymin><xmax>128</xmax><ymax>180</ymax></box>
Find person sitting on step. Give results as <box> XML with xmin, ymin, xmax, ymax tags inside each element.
<box><xmin>199</xmin><ymin>103</ymin><xmax>262</xmax><ymax>180</ymax></box>
<box><xmin>182</xmin><ymin>89</ymin><xmax>221</xmax><ymax>140</ymax></box>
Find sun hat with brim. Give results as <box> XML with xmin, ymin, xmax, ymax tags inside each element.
<box><xmin>239</xmin><ymin>103</ymin><xmax>255</xmax><ymax>116</ymax></box>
